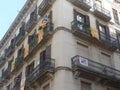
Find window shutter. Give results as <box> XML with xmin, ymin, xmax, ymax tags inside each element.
<box><xmin>46</xmin><ymin>45</ymin><xmax>51</xmax><ymax>59</ymax></box>
<box><xmin>105</xmin><ymin>25</ymin><xmax>110</xmax><ymax>39</ymax></box>
<box><xmin>96</xmin><ymin>20</ymin><xmax>99</xmax><ymax>30</ymax></box>
<box><xmin>85</xmin><ymin>15</ymin><xmax>90</xmax><ymax>26</ymax></box>
<box><xmin>40</xmin><ymin>51</ymin><xmax>44</xmax><ymax>68</ymax></box>
<box><xmin>48</xmin><ymin>11</ymin><xmax>52</xmax><ymax>22</ymax></box>
<box><xmin>28</xmin><ymin>36</ymin><xmax>32</xmax><ymax>44</ymax></box>
<box><xmin>25</xmin><ymin>66</ymin><xmax>29</xmax><ymax>77</ymax></box>
<box><xmin>30</xmin><ymin>61</ymin><xmax>34</xmax><ymax>74</ymax></box>
<box><xmin>73</xmin><ymin>9</ymin><xmax>77</xmax><ymax>21</ymax></box>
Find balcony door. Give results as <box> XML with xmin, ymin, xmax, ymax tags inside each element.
<box><xmin>73</xmin><ymin>10</ymin><xmax>90</xmax><ymax>36</ymax></box>
<box><xmin>96</xmin><ymin>21</ymin><xmax>110</xmax><ymax>41</ymax></box>
<box><xmin>40</xmin><ymin>45</ymin><xmax>51</xmax><ymax>67</ymax></box>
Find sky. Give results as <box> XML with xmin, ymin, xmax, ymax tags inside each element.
<box><xmin>0</xmin><ymin>0</ymin><xmax>27</xmax><ymax>40</ymax></box>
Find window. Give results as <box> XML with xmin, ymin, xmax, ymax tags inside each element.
<box><xmin>77</xmin><ymin>42</ymin><xmax>89</xmax><ymax>58</ymax></box>
<box><xmin>81</xmin><ymin>81</ymin><xmax>91</xmax><ymax>90</ymax></box>
<box><xmin>74</xmin><ymin>10</ymin><xmax>90</xmax><ymax>33</ymax></box>
<box><xmin>40</xmin><ymin>45</ymin><xmax>51</xmax><ymax>61</ymax></box>
<box><xmin>112</xmin><ymin>8</ymin><xmax>119</xmax><ymax>24</ymax></box>
<box><xmin>7</xmin><ymin>83</ymin><xmax>12</xmax><ymax>90</ymax></box>
<box><xmin>17</xmin><ymin>45</ymin><xmax>24</xmax><ymax>56</ymax></box>
<box><xmin>74</xmin><ymin>10</ymin><xmax>90</xmax><ymax>24</ymax></box>
<box><xmin>43</xmin><ymin>84</ymin><xmax>50</xmax><ymax>90</ymax></box>
<box><xmin>96</xmin><ymin>21</ymin><xmax>110</xmax><ymax>41</ymax></box>
<box><xmin>116</xmin><ymin>32</ymin><xmax>120</xmax><ymax>50</ymax></box>
<box><xmin>14</xmin><ymin>73</ymin><xmax>22</xmax><ymax>89</ymax></box>
<box><xmin>26</xmin><ymin>61</ymin><xmax>34</xmax><ymax>77</ymax></box>
<box><xmin>101</xmin><ymin>52</ymin><xmax>111</xmax><ymax>66</ymax></box>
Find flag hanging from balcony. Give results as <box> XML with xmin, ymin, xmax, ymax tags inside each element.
<box><xmin>11</xmin><ymin>60</ymin><xmax>15</xmax><ymax>72</ymax></box>
<box><xmin>38</xmin><ymin>15</ymin><xmax>48</xmax><ymax>43</ymax></box>
<box><xmin>38</xmin><ymin>29</ymin><xmax>44</xmax><ymax>43</ymax></box>
<box><xmin>24</xmin><ymin>44</ymin><xmax>29</xmax><ymax>58</ymax></box>
<box><xmin>91</xmin><ymin>27</ymin><xmax>99</xmax><ymax>40</ymax></box>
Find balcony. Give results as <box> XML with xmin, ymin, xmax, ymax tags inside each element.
<box><xmin>93</xmin><ymin>4</ymin><xmax>111</xmax><ymax>22</ymax></box>
<box><xmin>5</xmin><ymin>44</ymin><xmax>15</xmax><ymax>57</ymax></box>
<box><xmin>71</xmin><ymin>20</ymin><xmax>91</xmax><ymax>38</ymax></box>
<box><xmin>67</xmin><ymin>0</ymin><xmax>91</xmax><ymax>11</ymax></box>
<box><xmin>43</xmin><ymin>22</ymin><xmax>54</xmax><ymax>37</ymax></box>
<box><xmin>99</xmin><ymin>31</ymin><xmax>118</xmax><ymax>51</ymax></box>
<box><xmin>71</xmin><ymin>20</ymin><xmax>118</xmax><ymax>51</ymax></box>
<box><xmin>72</xmin><ymin>55</ymin><xmax>120</xmax><ymax>88</ymax></box>
<box><xmin>0</xmin><ymin>56</ymin><xmax>6</xmax><ymax>68</ymax></box>
<box><xmin>26</xmin><ymin>10</ymin><xmax>37</xmax><ymax>33</ymax></box>
<box><xmin>14</xmin><ymin>54</ymin><xmax>24</xmax><ymax>72</ymax></box>
<box><xmin>12</xmin><ymin>79</ymin><xmax>21</xmax><ymax>90</ymax></box>
<box><xmin>0</xmin><ymin>77</ymin><xmax>3</xmax><ymax>87</ymax></box>
<box><xmin>15</xmin><ymin>30</ymin><xmax>25</xmax><ymax>46</ymax></box>
<box><xmin>2</xmin><ymin>67</ymin><xmax>11</xmax><ymax>82</ymax></box>
<box><xmin>29</xmin><ymin>34</ymin><xmax>38</xmax><ymax>53</ymax></box>
<box><xmin>38</xmin><ymin>0</ymin><xmax>54</xmax><ymax>16</ymax></box>
<box><xmin>25</xmin><ymin>58</ymin><xmax>55</xmax><ymax>88</ymax></box>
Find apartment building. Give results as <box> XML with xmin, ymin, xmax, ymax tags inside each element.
<box><xmin>0</xmin><ymin>0</ymin><xmax>120</xmax><ymax>90</ymax></box>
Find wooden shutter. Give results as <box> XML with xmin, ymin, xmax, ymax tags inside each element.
<box><xmin>105</xmin><ymin>25</ymin><xmax>110</xmax><ymax>38</ymax></box>
<box><xmin>96</xmin><ymin>20</ymin><xmax>99</xmax><ymax>30</ymax></box>
<box><xmin>28</xmin><ymin>35</ymin><xmax>32</xmax><ymax>44</ymax></box>
<box><xmin>48</xmin><ymin>11</ymin><xmax>52</xmax><ymax>22</ymax></box>
<box><xmin>40</xmin><ymin>51</ymin><xmax>44</xmax><ymax>61</ymax></box>
<box><xmin>30</xmin><ymin>61</ymin><xmax>34</xmax><ymax>74</ymax></box>
<box><xmin>81</xmin><ymin>81</ymin><xmax>91</xmax><ymax>90</ymax></box>
<box><xmin>25</xmin><ymin>66</ymin><xmax>29</xmax><ymax>77</ymax></box>
<box><xmin>96</xmin><ymin>20</ymin><xmax>102</xmax><ymax>39</ymax></box>
<box><xmin>85</xmin><ymin>15</ymin><xmax>90</xmax><ymax>26</ymax></box>
<box><xmin>73</xmin><ymin>9</ymin><xmax>77</xmax><ymax>21</ymax></box>
<box><xmin>46</xmin><ymin>45</ymin><xmax>51</xmax><ymax>59</ymax></box>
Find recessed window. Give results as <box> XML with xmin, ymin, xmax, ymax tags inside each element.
<box><xmin>73</xmin><ymin>10</ymin><xmax>90</xmax><ymax>34</ymax></box>
<box><xmin>101</xmin><ymin>52</ymin><xmax>111</xmax><ymax>66</ymax></box>
<box><xmin>77</xmin><ymin>42</ymin><xmax>89</xmax><ymax>58</ymax></box>
<box><xmin>26</xmin><ymin>61</ymin><xmax>34</xmax><ymax>77</ymax></box>
<box><xmin>96</xmin><ymin>21</ymin><xmax>110</xmax><ymax>41</ymax></box>
<box><xmin>81</xmin><ymin>81</ymin><xmax>92</xmax><ymax>90</ymax></box>
<box><xmin>112</xmin><ymin>8</ymin><xmax>119</xmax><ymax>24</ymax></box>
<box><xmin>43</xmin><ymin>84</ymin><xmax>50</xmax><ymax>90</ymax></box>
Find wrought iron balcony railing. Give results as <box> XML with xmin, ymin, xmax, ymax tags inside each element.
<box><xmin>15</xmin><ymin>30</ymin><xmax>25</xmax><ymax>46</ymax></box>
<box><xmin>25</xmin><ymin>58</ymin><xmax>55</xmax><ymax>87</ymax></box>
<box><xmin>12</xmin><ymin>80</ymin><xmax>21</xmax><ymax>90</ymax></box>
<box><xmin>5</xmin><ymin>44</ymin><xmax>15</xmax><ymax>57</ymax></box>
<box><xmin>0</xmin><ymin>56</ymin><xmax>6</xmax><ymax>67</ymax></box>
<box><xmin>26</xmin><ymin>10</ymin><xmax>37</xmax><ymax>33</ymax></box>
<box><xmin>44</xmin><ymin>22</ymin><xmax>54</xmax><ymax>36</ymax></box>
<box><xmin>93</xmin><ymin>4</ymin><xmax>111</xmax><ymax>22</ymax></box>
<box><xmin>71</xmin><ymin>20</ymin><xmax>118</xmax><ymax>51</ymax></box>
<box><xmin>71</xmin><ymin>20</ymin><xmax>91</xmax><ymax>35</ymax></box>
<box><xmin>38</xmin><ymin>0</ymin><xmax>54</xmax><ymax>16</ymax></box>
<box><xmin>29</xmin><ymin>34</ymin><xmax>38</xmax><ymax>52</ymax></box>
<box><xmin>14</xmin><ymin>54</ymin><xmax>24</xmax><ymax>70</ymax></box>
<box><xmin>2</xmin><ymin>67</ymin><xmax>11</xmax><ymax>81</ymax></box>
<box><xmin>67</xmin><ymin>0</ymin><xmax>91</xmax><ymax>11</ymax></box>
<box><xmin>99</xmin><ymin>31</ymin><xmax>118</xmax><ymax>48</ymax></box>
<box><xmin>72</xmin><ymin>55</ymin><xmax>120</xmax><ymax>85</ymax></box>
